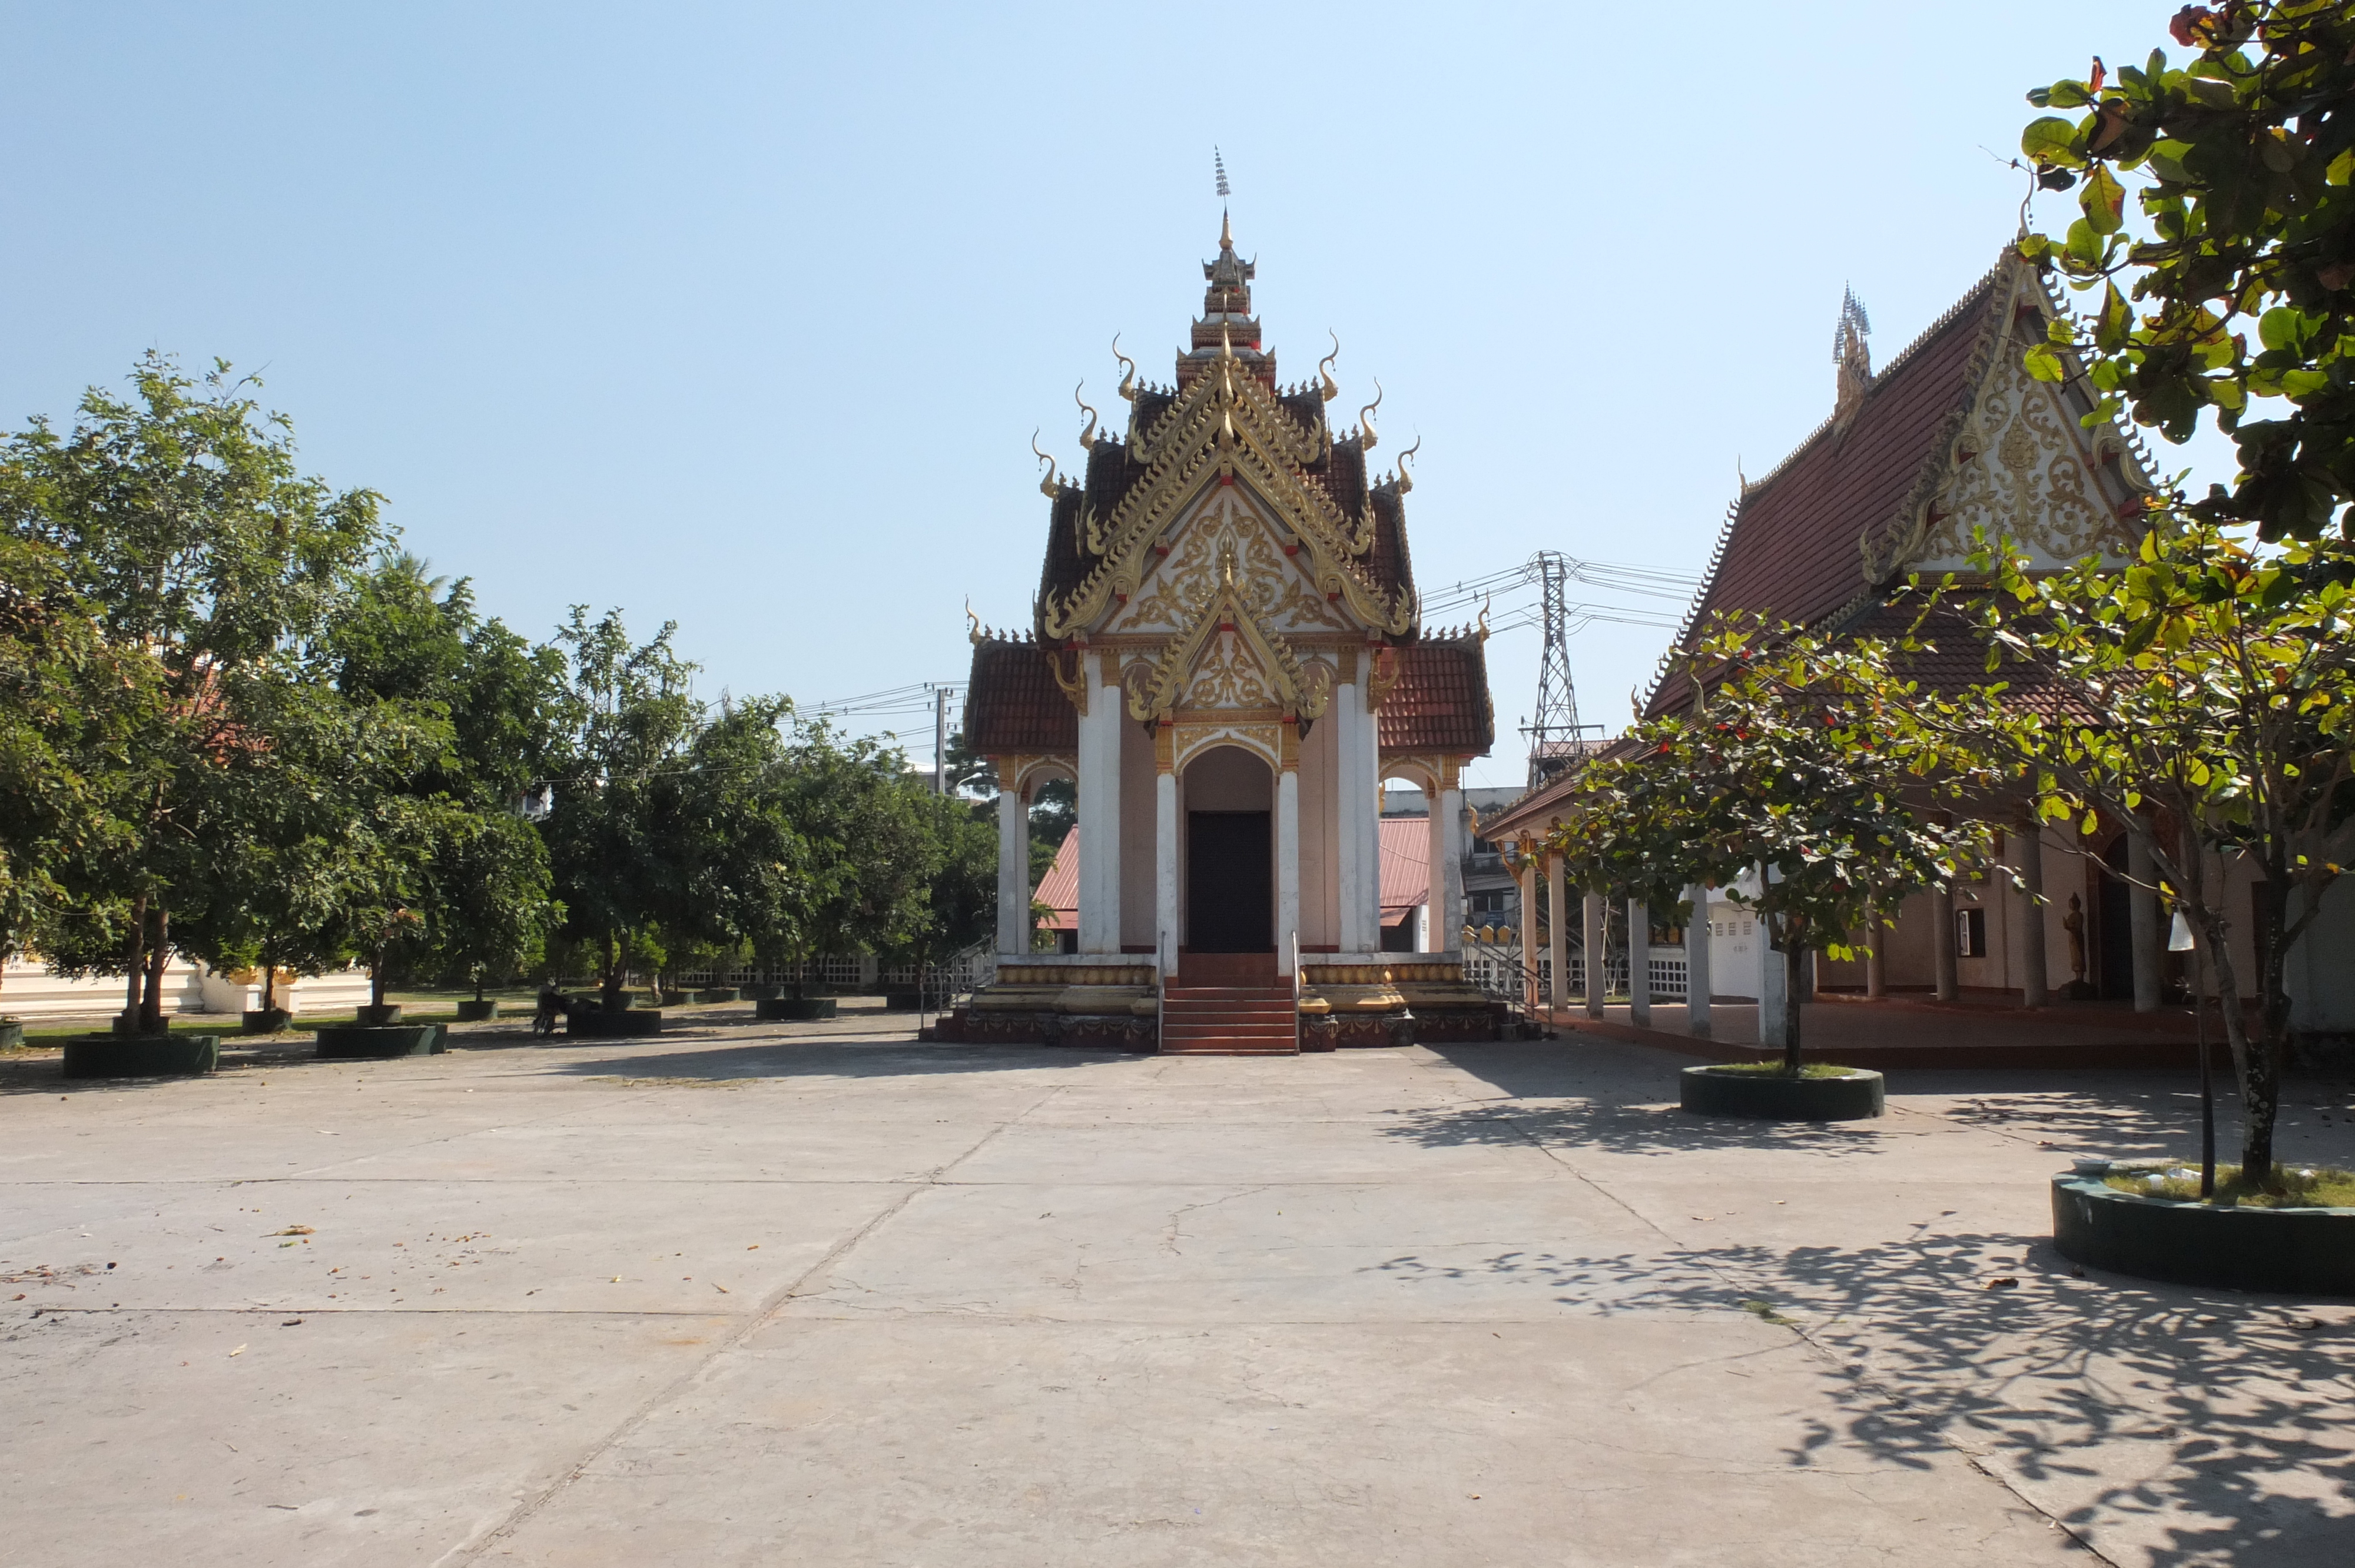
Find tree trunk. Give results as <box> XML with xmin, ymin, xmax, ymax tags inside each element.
<box><xmin>122</xmin><ymin>890</ymin><xmax>150</xmax><ymax>1025</ymax></box>
<box><xmin>140</xmin><ymin>906</ymin><xmax>170</xmax><ymax>1035</ymax></box>
<box><xmin>603</xmin><ymin>931</ymin><xmax>627</xmax><ymax>1011</ymax></box>
<box><xmin>370</xmin><ymin>947</ymin><xmax>388</xmax><ymax>1010</ymax></box>
<box><xmin>475</xmin><ymin>967</ymin><xmax>487</xmax><ymax>1004</ymax></box>
<box><xmin>261</xmin><ymin>951</ymin><xmax>278</xmax><ymax>1014</ymax></box>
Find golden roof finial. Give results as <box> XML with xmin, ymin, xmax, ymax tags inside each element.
<box><xmin>1073</xmin><ymin>382</ymin><xmax>1100</xmax><ymax>450</ymax></box>
<box><xmin>1030</xmin><ymin>430</ymin><xmax>1058</xmax><ymax>497</ymax></box>
<box><xmin>1357</xmin><ymin>379</ymin><xmax>1383</xmax><ymax>451</ymax></box>
<box><xmin>1395</xmin><ymin>434</ymin><xmax>1421</xmax><ymax>493</ymax></box>
<box><xmin>1318</xmin><ymin>331</ymin><xmax>1341</xmax><ymax>402</ymax></box>
<box><xmin>1112</xmin><ymin>334</ymin><xmax>1137</xmax><ymax>402</ymax></box>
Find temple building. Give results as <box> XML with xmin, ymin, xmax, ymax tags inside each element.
<box><xmin>936</xmin><ymin>217</ymin><xmax>1500</xmax><ymax>1052</ymax></box>
<box><xmin>1481</xmin><ymin>244</ymin><xmax>2354</xmax><ymax>1042</ymax></box>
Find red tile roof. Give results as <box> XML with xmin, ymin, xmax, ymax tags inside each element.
<box><xmin>1647</xmin><ymin>258</ymin><xmax>2004</xmax><ymax>717</ymax></box>
<box><xmin>964</xmin><ymin>639</ymin><xmax>1078</xmax><ymax>755</ymax></box>
<box><xmin>1377</xmin><ymin>636</ymin><xmax>1494</xmax><ymax>753</ymax></box>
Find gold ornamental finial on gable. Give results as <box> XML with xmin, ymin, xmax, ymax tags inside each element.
<box><xmin>1318</xmin><ymin>332</ymin><xmax>1341</xmax><ymax>402</ymax></box>
<box><xmin>1074</xmin><ymin>383</ymin><xmax>1100</xmax><ymax>451</ymax></box>
<box><xmin>1833</xmin><ymin>285</ymin><xmax>1873</xmax><ymax>427</ymax></box>
<box><xmin>1113</xmin><ymin>335</ymin><xmax>1137</xmax><ymax>401</ymax></box>
<box><xmin>1357</xmin><ymin>380</ymin><xmax>1382</xmax><ymax>451</ymax></box>
<box><xmin>1031</xmin><ymin>430</ymin><xmax>1058</xmax><ymax>496</ymax></box>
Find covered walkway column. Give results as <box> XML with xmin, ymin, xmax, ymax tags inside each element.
<box><xmin>2014</xmin><ymin>817</ymin><xmax>2048</xmax><ymax>1007</ymax></box>
<box><xmin>1076</xmin><ymin>648</ymin><xmax>1123</xmax><ymax>954</ymax></box>
<box><xmin>1932</xmin><ymin>885</ymin><xmax>1959</xmax><ymax>1001</ymax></box>
<box><xmin>1582</xmin><ymin>891</ymin><xmax>1606</xmax><ymax>1020</ymax></box>
<box><xmin>1627</xmin><ymin>899</ymin><xmax>1651</xmax><ymax>1028</ymax></box>
<box><xmin>1683</xmin><ymin>883</ymin><xmax>1712</xmax><ymax>1038</ymax></box>
<box><xmin>1277</xmin><ymin>725</ymin><xmax>1301</xmax><ymax>977</ymax></box>
<box><xmin>1153</xmin><ymin>726</ymin><xmax>1178</xmax><ymax>979</ymax></box>
<box><xmin>995</xmin><ymin>761</ymin><xmax>1029</xmax><ymax>956</ymax></box>
<box><xmin>1516</xmin><ymin>842</ymin><xmax>1541</xmax><ymax>1014</ymax></box>
<box><xmin>1547</xmin><ymin>853</ymin><xmax>1569</xmax><ymax>1010</ymax></box>
<box><xmin>2128</xmin><ymin>822</ymin><xmax>2162</xmax><ymax>1011</ymax></box>
<box><xmin>1427</xmin><ymin>760</ymin><xmax>1465</xmax><ymax>952</ymax></box>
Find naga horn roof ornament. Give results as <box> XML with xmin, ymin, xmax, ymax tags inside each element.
<box><xmin>1318</xmin><ymin>332</ymin><xmax>1341</xmax><ymax>402</ymax></box>
<box><xmin>1112</xmin><ymin>335</ymin><xmax>1138</xmax><ymax>402</ymax></box>
<box><xmin>1030</xmin><ymin>430</ymin><xmax>1059</xmax><ymax>497</ymax></box>
<box><xmin>1357</xmin><ymin>380</ymin><xmax>1382</xmax><ymax>451</ymax></box>
<box><xmin>1074</xmin><ymin>383</ymin><xmax>1100</xmax><ymax>451</ymax></box>
<box><xmin>1395</xmin><ymin>435</ymin><xmax>1421</xmax><ymax>494</ymax></box>
<box><xmin>966</xmin><ymin>598</ymin><xmax>984</xmax><ymax>645</ymax></box>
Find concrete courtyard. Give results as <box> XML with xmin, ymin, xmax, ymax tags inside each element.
<box><xmin>2</xmin><ymin>1012</ymin><xmax>2350</xmax><ymax>1567</ymax></box>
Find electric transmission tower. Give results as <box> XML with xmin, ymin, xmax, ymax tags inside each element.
<box><xmin>1520</xmin><ymin>550</ymin><xmax>1596</xmax><ymax>790</ymax></box>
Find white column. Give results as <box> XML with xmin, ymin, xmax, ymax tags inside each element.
<box><xmin>1517</xmin><ymin>853</ymin><xmax>1540</xmax><ymax>1014</ymax></box>
<box><xmin>1759</xmin><ymin>936</ymin><xmax>1790</xmax><ymax>1048</ymax></box>
<box><xmin>1424</xmin><ymin>801</ymin><xmax>1447</xmax><ymax>953</ymax></box>
<box><xmin>997</xmin><ymin>775</ymin><xmax>1029</xmax><ymax>956</ymax></box>
<box><xmin>1546</xmin><ymin>855</ymin><xmax>1569</xmax><ymax>1009</ymax></box>
<box><xmin>2127</xmin><ymin>823</ymin><xmax>2161</xmax><ymax>1012</ymax></box>
<box><xmin>1334</xmin><ymin>670</ymin><xmax>1369</xmax><ymax>951</ymax></box>
<box><xmin>1683</xmin><ymin>883</ymin><xmax>1712</xmax><ymax>1038</ymax></box>
<box><xmin>1581</xmin><ymin>890</ymin><xmax>1605</xmax><ymax>1020</ymax></box>
<box><xmin>1276</xmin><ymin>762</ymin><xmax>1301</xmax><ymax>977</ymax></box>
<box><xmin>1627</xmin><ymin>898</ymin><xmax>1651</xmax><ymax>1028</ymax></box>
<box><xmin>2014</xmin><ymin>819</ymin><xmax>2047</xmax><ymax>1007</ymax></box>
<box><xmin>1077</xmin><ymin>656</ymin><xmax>1123</xmax><ymax>954</ymax></box>
<box><xmin>1359</xmin><ymin>699</ymin><xmax>1383</xmax><ymax>955</ymax></box>
<box><xmin>1932</xmin><ymin>885</ymin><xmax>1959</xmax><ymax>1001</ymax></box>
<box><xmin>1155</xmin><ymin>768</ymin><xmax>1178</xmax><ymax>979</ymax></box>
<box><xmin>1438</xmin><ymin>780</ymin><xmax>1465</xmax><ymax>950</ymax></box>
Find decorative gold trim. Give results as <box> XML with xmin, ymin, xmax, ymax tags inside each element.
<box><xmin>1047</xmin><ymin>649</ymin><xmax>1088</xmax><ymax>716</ymax></box>
<box><xmin>1365</xmin><ymin>645</ymin><xmax>1401</xmax><ymax>711</ymax></box>
<box><xmin>1279</xmin><ymin>722</ymin><xmax>1300</xmax><ymax>772</ymax></box>
<box><xmin>1335</xmin><ymin>645</ymin><xmax>1359</xmax><ymax>685</ymax></box>
<box><xmin>1123</xmin><ymin>536</ymin><xmax>1329</xmax><ymax>725</ymax></box>
<box><xmin>1152</xmin><ymin>723</ymin><xmax>1175</xmax><ymax>773</ymax></box>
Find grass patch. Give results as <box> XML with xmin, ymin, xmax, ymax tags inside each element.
<box><xmin>1706</xmin><ymin>1061</ymin><xmax>1859</xmax><ymax>1079</ymax></box>
<box><xmin>2103</xmin><ymin>1163</ymin><xmax>2355</xmax><ymax>1209</ymax></box>
<box><xmin>1739</xmin><ymin>1297</ymin><xmax>1796</xmax><ymax>1326</ymax></box>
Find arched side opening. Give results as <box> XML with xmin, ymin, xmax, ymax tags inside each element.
<box><xmin>1182</xmin><ymin>745</ymin><xmax>1275</xmax><ymax>954</ymax></box>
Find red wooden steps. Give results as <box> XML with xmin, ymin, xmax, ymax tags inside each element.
<box><xmin>1160</xmin><ymin>984</ymin><xmax>1299</xmax><ymax>1055</ymax></box>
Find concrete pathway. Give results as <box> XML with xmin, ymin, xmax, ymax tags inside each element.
<box><xmin>1</xmin><ymin>1016</ymin><xmax>2348</xmax><ymax>1566</ymax></box>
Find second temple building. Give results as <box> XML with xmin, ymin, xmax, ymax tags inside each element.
<box><xmin>940</xmin><ymin>219</ymin><xmax>1500</xmax><ymax>1052</ymax></box>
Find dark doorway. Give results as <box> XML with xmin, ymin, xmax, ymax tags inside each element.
<box><xmin>2097</xmin><ymin>834</ymin><xmax>2134</xmax><ymax>999</ymax></box>
<box><xmin>1188</xmin><ymin>810</ymin><xmax>1272</xmax><ymax>952</ymax></box>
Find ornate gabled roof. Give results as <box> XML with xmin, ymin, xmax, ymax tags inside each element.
<box><xmin>1642</xmin><ymin>245</ymin><xmax>2155</xmax><ymax>719</ymax></box>
<box><xmin>1123</xmin><ymin>534</ymin><xmax>1331</xmax><ymax>724</ymax></box>
<box><xmin>1032</xmin><ymin>219</ymin><xmax>1422</xmax><ymax>643</ymax></box>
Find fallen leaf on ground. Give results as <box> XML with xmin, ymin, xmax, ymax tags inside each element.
<box><xmin>1986</xmin><ymin>1277</ymin><xmax>2019</xmax><ymax>1290</ymax></box>
<box><xmin>280</xmin><ymin>1318</ymin><xmax>302</xmax><ymax>1327</ymax></box>
<box><xmin>712</xmin><ymin>1282</ymin><xmax>729</xmax><ymax>1293</ymax></box>
<box><xmin>228</xmin><ymin>1344</ymin><xmax>247</xmax><ymax>1356</ymax></box>
<box><xmin>268</xmin><ymin>1227</ymin><xmax>313</xmax><ymax>1237</ymax></box>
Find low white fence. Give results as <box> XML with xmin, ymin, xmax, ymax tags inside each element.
<box><xmin>1462</xmin><ymin>946</ymin><xmax>1690</xmax><ymax>1002</ymax></box>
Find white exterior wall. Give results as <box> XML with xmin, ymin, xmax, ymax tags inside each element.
<box><xmin>0</xmin><ymin>957</ymin><xmax>370</xmax><ymax>1020</ymax></box>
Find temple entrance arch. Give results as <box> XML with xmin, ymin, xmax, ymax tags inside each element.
<box><xmin>1183</xmin><ymin>745</ymin><xmax>1274</xmax><ymax>954</ymax></box>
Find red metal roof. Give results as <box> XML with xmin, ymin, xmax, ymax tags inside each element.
<box><xmin>1033</xmin><ymin>826</ymin><xmax>1078</xmax><ymax>929</ymax></box>
<box><xmin>1378</xmin><ymin>815</ymin><xmax>1429</xmax><ymax>921</ymax></box>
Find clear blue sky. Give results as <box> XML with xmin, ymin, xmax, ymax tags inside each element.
<box><xmin>1</xmin><ymin>2</ymin><xmax>2227</xmax><ymax>790</ymax></box>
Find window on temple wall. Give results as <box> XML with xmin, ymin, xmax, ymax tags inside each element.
<box><xmin>1955</xmin><ymin>906</ymin><xmax>1987</xmax><ymax>959</ymax></box>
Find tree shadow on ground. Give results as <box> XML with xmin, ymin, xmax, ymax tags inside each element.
<box><xmin>1368</xmin><ymin>1228</ymin><xmax>2352</xmax><ymax>1566</ymax></box>
<box><xmin>542</xmin><ymin>1035</ymin><xmax>1140</xmax><ymax>1084</ymax></box>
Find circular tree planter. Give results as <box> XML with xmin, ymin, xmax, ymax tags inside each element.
<box><xmin>757</xmin><ymin>996</ymin><xmax>836</xmax><ymax>1021</ymax></box>
<box><xmin>884</xmin><ymin>989</ymin><xmax>921</xmax><ymax>1012</ymax></box>
<box><xmin>694</xmin><ymin>987</ymin><xmax>739</xmax><ymax>1004</ymax></box>
<box><xmin>241</xmin><ymin>1007</ymin><xmax>292</xmax><ymax>1034</ymax></box>
<box><xmin>0</xmin><ymin>1019</ymin><xmax>25</xmax><ymax>1051</ymax></box>
<box><xmin>2051</xmin><ymin>1165</ymin><xmax>2355</xmax><ymax>1294</ymax></box>
<box><xmin>1680</xmin><ymin>1063</ymin><xmax>1885</xmax><ymax>1121</ymax></box>
<box><xmin>566</xmin><ymin>1009</ymin><xmax>665</xmax><ymax>1039</ymax></box>
<box><xmin>316</xmin><ymin>1024</ymin><xmax>446</xmax><ymax>1059</ymax></box>
<box><xmin>354</xmin><ymin>1004</ymin><xmax>403</xmax><ymax>1026</ymax></box>
<box><xmin>64</xmin><ymin>1033</ymin><xmax>221</xmax><ymax>1078</ymax></box>
<box><xmin>741</xmin><ymin>984</ymin><xmax>782</xmax><ymax>1001</ymax></box>
<box><xmin>454</xmin><ymin>999</ymin><xmax>499</xmax><ymax>1022</ymax></box>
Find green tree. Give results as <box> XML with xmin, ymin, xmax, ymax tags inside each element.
<box><xmin>1548</xmin><ymin>620</ymin><xmax>1993</xmax><ymax>1068</ymax></box>
<box><xmin>2019</xmin><ymin>2</ymin><xmax>2355</xmax><ymax>539</ymax></box>
<box><xmin>768</xmin><ymin>722</ymin><xmax>938</xmax><ymax>991</ymax></box>
<box><xmin>1909</xmin><ymin>528</ymin><xmax>2355</xmax><ymax>1184</ymax></box>
<box><xmin>0</xmin><ymin>355</ymin><xmax>382</xmax><ymax>1032</ymax></box>
<box><xmin>540</xmin><ymin>608</ymin><xmax>702</xmax><ymax>1008</ymax></box>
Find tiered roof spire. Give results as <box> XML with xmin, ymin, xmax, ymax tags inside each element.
<box><xmin>1189</xmin><ymin>212</ymin><xmax>1265</xmax><ymax>370</ymax></box>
